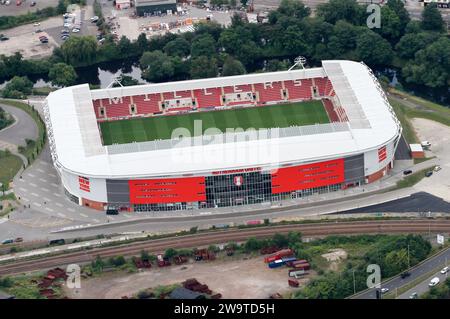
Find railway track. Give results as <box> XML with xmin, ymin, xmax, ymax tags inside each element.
<box><xmin>1</xmin><ymin>219</ymin><xmax>449</xmax><ymax>276</ymax></box>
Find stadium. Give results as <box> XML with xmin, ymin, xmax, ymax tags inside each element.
<box><xmin>43</xmin><ymin>60</ymin><xmax>402</xmax><ymax>212</ymax></box>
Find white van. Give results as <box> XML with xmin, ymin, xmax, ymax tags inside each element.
<box><xmin>429</xmin><ymin>277</ymin><xmax>440</xmax><ymax>287</ymax></box>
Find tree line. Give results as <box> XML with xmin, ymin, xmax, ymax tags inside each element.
<box><xmin>0</xmin><ymin>0</ymin><xmax>448</xmax><ymax>94</ymax></box>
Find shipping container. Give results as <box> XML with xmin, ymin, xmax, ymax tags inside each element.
<box><xmin>246</xmin><ymin>220</ymin><xmax>262</xmax><ymax>225</ymax></box>
<box><xmin>264</xmin><ymin>248</ymin><xmax>294</xmax><ymax>263</ymax></box>
<box><xmin>281</xmin><ymin>257</ymin><xmax>297</xmax><ymax>263</ymax></box>
<box><xmin>268</xmin><ymin>260</ymin><xmax>285</xmax><ymax>268</ymax></box>
<box><xmin>289</xmin><ymin>269</ymin><xmax>306</xmax><ymax>277</ymax></box>
<box><xmin>288</xmin><ymin>279</ymin><xmax>299</xmax><ymax>287</ymax></box>
<box><xmin>264</xmin><ymin>255</ymin><xmax>280</xmax><ymax>263</ymax></box>
<box><xmin>292</xmin><ymin>263</ymin><xmax>310</xmax><ymax>270</ymax></box>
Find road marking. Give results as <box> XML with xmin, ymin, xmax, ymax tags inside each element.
<box><xmin>51</xmin><ymin>183</ymin><xmax>58</xmax><ymax>187</ymax></box>
<box><xmin>21</xmin><ymin>198</ymin><xmax>29</xmax><ymax>202</ymax></box>
<box><xmin>49</xmin><ymin>174</ymin><xmax>57</xmax><ymax>178</ymax></box>
<box><xmin>18</xmin><ymin>179</ymin><xmax>25</xmax><ymax>182</ymax></box>
<box><xmin>43</xmin><ymin>197</ymin><xmax>51</xmax><ymax>202</ymax></box>
<box><xmin>53</xmin><ymin>193</ymin><xmax>61</xmax><ymax>197</ymax></box>
<box><xmin>29</xmin><ymin>183</ymin><xmax>37</xmax><ymax>187</ymax></box>
<box><xmin>19</xmin><ymin>187</ymin><xmax>27</xmax><ymax>192</ymax></box>
<box><xmin>41</xmin><ymin>188</ymin><xmax>49</xmax><ymax>192</ymax></box>
<box><xmin>55</xmin><ymin>203</ymin><xmax>63</xmax><ymax>207</ymax></box>
<box><xmin>80</xmin><ymin>213</ymin><xmax>88</xmax><ymax>218</ymax></box>
<box><xmin>34</xmin><ymin>202</ymin><xmax>41</xmax><ymax>207</ymax></box>
<box><xmin>39</xmin><ymin>178</ymin><xmax>47</xmax><ymax>183</ymax></box>
<box><xmin>46</xmin><ymin>207</ymin><xmax>54</xmax><ymax>212</ymax></box>
<box><xmin>108</xmin><ymin>216</ymin><xmax>115</xmax><ymax>221</ymax></box>
<box><xmin>57</xmin><ymin>213</ymin><xmax>66</xmax><ymax>218</ymax></box>
<box><xmin>31</xmin><ymin>193</ymin><xmax>39</xmax><ymax>197</ymax></box>
<box><xmin>37</xmin><ymin>169</ymin><xmax>45</xmax><ymax>173</ymax></box>
<box><xmin>123</xmin><ymin>214</ymin><xmax>131</xmax><ymax>218</ymax></box>
<box><xmin>27</xmin><ymin>173</ymin><xmax>35</xmax><ymax>178</ymax></box>
<box><xmin>68</xmin><ymin>208</ymin><xmax>75</xmax><ymax>212</ymax></box>
<box><xmin>92</xmin><ymin>219</ymin><xmax>100</xmax><ymax>223</ymax></box>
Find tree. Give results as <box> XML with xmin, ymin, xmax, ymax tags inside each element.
<box><xmin>190</xmin><ymin>56</ymin><xmax>218</xmax><ymax>79</ymax></box>
<box><xmin>60</xmin><ymin>36</ymin><xmax>98</xmax><ymax>66</ymax></box>
<box><xmin>378</xmin><ymin>6</ymin><xmax>403</xmax><ymax>42</ymax></box>
<box><xmin>136</xmin><ymin>33</ymin><xmax>149</xmax><ymax>53</ymax></box>
<box><xmin>1</xmin><ymin>76</ymin><xmax>33</xmax><ymax>99</ymax></box>
<box><xmin>48</xmin><ymin>63</ymin><xmax>77</xmax><ymax>87</ymax></box>
<box><xmin>164</xmin><ymin>248</ymin><xmax>178</xmax><ymax>259</ymax></box>
<box><xmin>244</xmin><ymin>237</ymin><xmax>263</xmax><ymax>252</ymax></box>
<box><xmin>384</xmin><ymin>249</ymin><xmax>409</xmax><ymax>276</ymax></box>
<box><xmin>316</xmin><ymin>0</ymin><xmax>365</xmax><ymax>25</ymax></box>
<box><xmin>277</xmin><ymin>0</ymin><xmax>311</xmax><ymax>19</ymax></box>
<box><xmin>222</xmin><ymin>56</ymin><xmax>246</xmax><ymax>76</ymax></box>
<box><xmin>421</xmin><ymin>4</ymin><xmax>445</xmax><ymax>32</ymax></box>
<box><xmin>355</xmin><ymin>30</ymin><xmax>393</xmax><ymax>66</ymax></box>
<box><xmin>403</xmin><ymin>37</ymin><xmax>450</xmax><ymax>88</ymax></box>
<box><xmin>112</xmin><ymin>75</ymin><xmax>139</xmax><ymax>87</ymax></box>
<box><xmin>140</xmin><ymin>50</ymin><xmax>175</xmax><ymax>82</ymax></box>
<box><xmin>395</xmin><ymin>32</ymin><xmax>440</xmax><ymax>59</ymax></box>
<box><xmin>163</xmin><ymin>37</ymin><xmax>191</xmax><ymax>57</ymax></box>
<box><xmin>117</xmin><ymin>36</ymin><xmax>132</xmax><ymax>55</ymax></box>
<box><xmin>191</xmin><ymin>34</ymin><xmax>217</xmax><ymax>58</ymax></box>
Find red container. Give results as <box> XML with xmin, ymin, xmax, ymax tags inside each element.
<box><xmin>292</xmin><ymin>263</ymin><xmax>310</xmax><ymax>270</ymax></box>
<box><xmin>288</xmin><ymin>279</ymin><xmax>299</xmax><ymax>287</ymax></box>
<box><xmin>264</xmin><ymin>255</ymin><xmax>280</xmax><ymax>263</ymax></box>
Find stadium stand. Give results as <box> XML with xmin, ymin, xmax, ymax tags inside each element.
<box><xmin>194</xmin><ymin>88</ymin><xmax>223</xmax><ymax>108</ymax></box>
<box><xmin>132</xmin><ymin>94</ymin><xmax>162</xmax><ymax>115</ymax></box>
<box><xmin>322</xmin><ymin>99</ymin><xmax>340</xmax><ymax>122</ymax></box>
<box><xmin>254</xmin><ymin>81</ymin><xmax>284</xmax><ymax>103</ymax></box>
<box><xmin>284</xmin><ymin>79</ymin><xmax>313</xmax><ymax>100</ymax></box>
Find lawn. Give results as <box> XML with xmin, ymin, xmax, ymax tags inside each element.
<box><xmin>100</xmin><ymin>100</ymin><xmax>329</xmax><ymax>145</ymax></box>
<box><xmin>0</xmin><ymin>151</ymin><xmax>22</xmax><ymax>189</ymax></box>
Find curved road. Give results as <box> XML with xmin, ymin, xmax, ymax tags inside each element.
<box><xmin>0</xmin><ymin>102</ymin><xmax>38</xmax><ymax>147</ymax></box>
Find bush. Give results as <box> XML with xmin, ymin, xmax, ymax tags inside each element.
<box><xmin>0</xmin><ymin>277</ymin><xmax>13</xmax><ymax>288</ymax></box>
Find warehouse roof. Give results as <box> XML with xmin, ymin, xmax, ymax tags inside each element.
<box><xmin>44</xmin><ymin>60</ymin><xmax>402</xmax><ymax>178</ymax></box>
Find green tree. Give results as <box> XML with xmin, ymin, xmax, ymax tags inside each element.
<box><xmin>316</xmin><ymin>0</ymin><xmax>365</xmax><ymax>25</ymax></box>
<box><xmin>222</xmin><ymin>56</ymin><xmax>246</xmax><ymax>76</ymax></box>
<box><xmin>48</xmin><ymin>63</ymin><xmax>77</xmax><ymax>87</ymax></box>
<box><xmin>164</xmin><ymin>248</ymin><xmax>178</xmax><ymax>259</ymax></box>
<box><xmin>395</xmin><ymin>32</ymin><xmax>439</xmax><ymax>59</ymax></box>
<box><xmin>244</xmin><ymin>237</ymin><xmax>263</xmax><ymax>252</ymax></box>
<box><xmin>140</xmin><ymin>50</ymin><xmax>175</xmax><ymax>82</ymax></box>
<box><xmin>60</xmin><ymin>36</ymin><xmax>98</xmax><ymax>66</ymax></box>
<box><xmin>190</xmin><ymin>56</ymin><xmax>218</xmax><ymax>79</ymax></box>
<box><xmin>112</xmin><ymin>75</ymin><xmax>139</xmax><ymax>87</ymax></box>
<box><xmin>355</xmin><ymin>30</ymin><xmax>393</xmax><ymax>66</ymax></box>
<box><xmin>117</xmin><ymin>36</ymin><xmax>132</xmax><ymax>55</ymax></box>
<box><xmin>421</xmin><ymin>4</ymin><xmax>445</xmax><ymax>32</ymax></box>
<box><xmin>277</xmin><ymin>0</ymin><xmax>311</xmax><ymax>19</ymax></box>
<box><xmin>163</xmin><ymin>37</ymin><xmax>191</xmax><ymax>57</ymax></box>
<box><xmin>1</xmin><ymin>76</ymin><xmax>33</xmax><ymax>99</ymax></box>
<box><xmin>402</xmin><ymin>37</ymin><xmax>450</xmax><ymax>88</ymax></box>
<box><xmin>191</xmin><ymin>34</ymin><xmax>217</xmax><ymax>58</ymax></box>
<box><xmin>384</xmin><ymin>249</ymin><xmax>409</xmax><ymax>275</ymax></box>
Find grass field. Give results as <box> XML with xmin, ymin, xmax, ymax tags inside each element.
<box><xmin>100</xmin><ymin>101</ymin><xmax>329</xmax><ymax>145</ymax></box>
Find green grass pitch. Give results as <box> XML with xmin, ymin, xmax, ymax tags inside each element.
<box><xmin>100</xmin><ymin>100</ymin><xmax>330</xmax><ymax>145</ymax></box>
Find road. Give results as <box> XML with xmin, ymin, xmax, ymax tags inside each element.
<box><xmin>353</xmin><ymin>246</ymin><xmax>450</xmax><ymax>299</ymax></box>
<box><xmin>398</xmin><ymin>263</ymin><xmax>450</xmax><ymax>299</ymax></box>
<box><xmin>0</xmin><ymin>103</ymin><xmax>38</xmax><ymax>148</ymax></box>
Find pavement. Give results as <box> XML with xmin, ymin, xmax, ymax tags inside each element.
<box><xmin>354</xmin><ymin>246</ymin><xmax>450</xmax><ymax>299</ymax></box>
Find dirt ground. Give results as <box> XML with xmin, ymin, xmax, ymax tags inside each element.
<box><xmin>64</xmin><ymin>256</ymin><xmax>313</xmax><ymax>299</ymax></box>
<box><xmin>321</xmin><ymin>248</ymin><xmax>347</xmax><ymax>272</ymax></box>
<box><xmin>0</xmin><ymin>17</ymin><xmax>60</xmax><ymax>59</ymax></box>
<box><xmin>0</xmin><ymin>0</ymin><xmax>59</xmax><ymax>17</ymax></box>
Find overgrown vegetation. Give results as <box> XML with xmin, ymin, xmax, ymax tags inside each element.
<box><xmin>396</xmin><ymin>166</ymin><xmax>436</xmax><ymax>189</ymax></box>
<box><xmin>0</xmin><ymin>150</ymin><xmax>22</xmax><ymax>190</ymax></box>
<box><xmin>421</xmin><ymin>278</ymin><xmax>450</xmax><ymax>299</ymax></box>
<box><xmin>0</xmin><ymin>106</ymin><xmax>14</xmax><ymax>131</ymax></box>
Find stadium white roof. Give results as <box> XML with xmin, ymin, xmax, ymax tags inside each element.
<box><xmin>45</xmin><ymin>60</ymin><xmax>401</xmax><ymax>179</ymax></box>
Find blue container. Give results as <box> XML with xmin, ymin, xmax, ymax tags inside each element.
<box><xmin>268</xmin><ymin>260</ymin><xmax>285</xmax><ymax>268</ymax></box>
<box><xmin>281</xmin><ymin>257</ymin><xmax>297</xmax><ymax>263</ymax></box>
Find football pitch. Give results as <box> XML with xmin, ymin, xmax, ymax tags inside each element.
<box><xmin>100</xmin><ymin>100</ymin><xmax>329</xmax><ymax>145</ymax></box>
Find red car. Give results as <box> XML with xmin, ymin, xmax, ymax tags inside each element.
<box><xmin>16</xmin><ymin>0</ymin><xmax>22</xmax><ymax>5</ymax></box>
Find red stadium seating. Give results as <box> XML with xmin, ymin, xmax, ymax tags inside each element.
<box><xmin>193</xmin><ymin>88</ymin><xmax>223</xmax><ymax>108</ymax></box>
<box><xmin>254</xmin><ymin>82</ymin><xmax>283</xmax><ymax>103</ymax></box>
<box><xmin>99</xmin><ymin>96</ymin><xmax>131</xmax><ymax>118</ymax></box>
<box><xmin>163</xmin><ymin>90</ymin><xmax>192</xmax><ymax>100</ymax></box>
<box><xmin>133</xmin><ymin>93</ymin><xmax>162</xmax><ymax>115</ymax></box>
<box><xmin>284</xmin><ymin>79</ymin><xmax>312</xmax><ymax>100</ymax></box>
<box><xmin>322</xmin><ymin>99</ymin><xmax>340</xmax><ymax>122</ymax></box>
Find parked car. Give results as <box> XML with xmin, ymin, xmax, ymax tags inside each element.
<box><xmin>440</xmin><ymin>266</ymin><xmax>449</xmax><ymax>274</ymax></box>
<box><xmin>0</xmin><ymin>35</ymin><xmax>9</xmax><ymax>41</ymax></box>
<box><xmin>425</xmin><ymin>171</ymin><xmax>433</xmax><ymax>177</ymax></box>
<box><xmin>72</xmin><ymin>28</ymin><xmax>80</xmax><ymax>33</ymax></box>
<box><xmin>30</xmin><ymin>1</ymin><xmax>36</xmax><ymax>6</ymax></box>
<box><xmin>380</xmin><ymin>288</ymin><xmax>389</xmax><ymax>294</ymax></box>
<box><xmin>403</xmin><ymin>170</ymin><xmax>412</xmax><ymax>175</ymax></box>
<box><xmin>14</xmin><ymin>237</ymin><xmax>23</xmax><ymax>243</ymax></box>
<box><xmin>421</xmin><ymin>141</ymin><xmax>431</xmax><ymax>148</ymax></box>
<box><xmin>63</xmin><ymin>23</ymin><xmax>71</xmax><ymax>28</ymax></box>
<box><xmin>429</xmin><ymin>277</ymin><xmax>440</xmax><ymax>287</ymax></box>
<box><xmin>434</xmin><ymin>165</ymin><xmax>441</xmax><ymax>172</ymax></box>
<box><xmin>106</xmin><ymin>209</ymin><xmax>119</xmax><ymax>215</ymax></box>
<box><xmin>1</xmin><ymin>239</ymin><xmax>14</xmax><ymax>245</ymax></box>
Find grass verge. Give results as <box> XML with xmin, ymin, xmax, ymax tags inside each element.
<box><xmin>396</xmin><ymin>166</ymin><xmax>436</xmax><ymax>189</ymax></box>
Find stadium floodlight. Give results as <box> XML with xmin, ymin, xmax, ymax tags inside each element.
<box><xmin>289</xmin><ymin>56</ymin><xmax>307</xmax><ymax>71</ymax></box>
<box><xmin>106</xmin><ymin>74</ymin><xmax>124</xmax><ymax>88</ymax></box>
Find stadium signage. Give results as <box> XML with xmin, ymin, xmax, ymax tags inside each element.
<box><xmin>212</xmin><ymin>167</ymin><xmax>261</xmax><ymax>175</ymax></box>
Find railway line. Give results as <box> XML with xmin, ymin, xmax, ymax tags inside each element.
<box><xmin>1</xmin><ymin>219</ymin><xmax>449</xmax><ymax>276</ymax></box>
